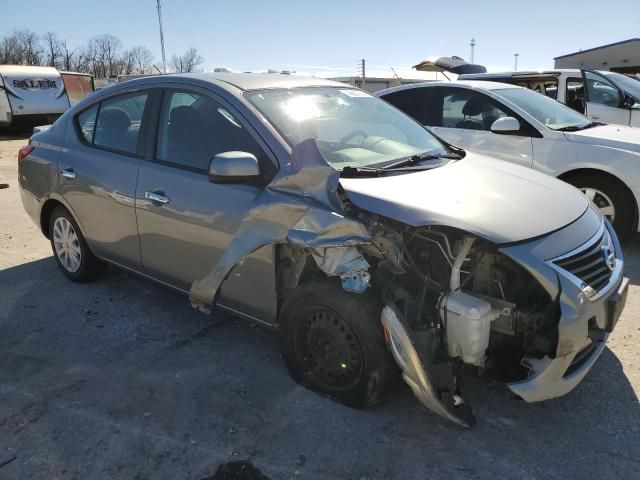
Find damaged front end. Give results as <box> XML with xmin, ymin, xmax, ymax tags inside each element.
<box><xmin>187</xmin><ymin>138</ymin><xmax>599</xmax><ymax>428</ymax></box>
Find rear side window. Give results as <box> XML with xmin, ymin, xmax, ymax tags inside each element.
<box><xmin>93</xmin><ymin>93</ymin><xmax>148</xmax><ymax>154</ymax></box>
<box><xmin>156</xmin><ymin>90</ymin><xmax>264</xmax><ymax>172</ymax></box>
<box><xmin>381</xmin><ymin>88</ymin><xmax>428</xmax><ymax>124</ymax></box>
<box><xmin>77</xmin><ymin>105</ymin><xmax>98</xmax><ymax>143</ymax></box>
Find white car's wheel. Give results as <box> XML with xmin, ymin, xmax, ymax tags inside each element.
<box><xmin>566</xmin><ymin>173</ymin><xmax>634</xmax><ymax>237</ymax></box>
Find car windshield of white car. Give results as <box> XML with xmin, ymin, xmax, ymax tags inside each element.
<box><xmin>246</xmin><ymin>87</ymin><xmax>448</xmax><ymax>170</ymax></box>
<box><xmin>605</xmin><ymin>72</ymin><xmax>640</xmax><ymax>102</ymax></box>
<box><xmin>497</xmin><ymin>87</ymin><xmax>596</xmax><ymax>131</ymax></box>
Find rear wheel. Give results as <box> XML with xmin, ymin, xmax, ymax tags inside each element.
<box><xmin>49</xmin><ymin>206</ymin><xmax>106</xmax><ymax>282</ymax></box>
<box><xmin>565</xmin><ymin>173</ymin><xmax>635</xmax><ymax>237</ymax></box>
<box><xmin>279</xmin><ymin>280</ymin><xmax>398</xmax><ymax>408</ymax></box>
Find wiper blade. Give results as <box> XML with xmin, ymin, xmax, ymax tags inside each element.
<box><xmin>381</xmin><ymin>152</ymin><xmax>461</xmax><ymax>170</ymax></box>
<box><xmin>340</xmin><ymin>163</ymin><xmax>448</xmax><ymax>177</ymax></box>
<box><xmin>556</xmin><ymin>122</ymin><xmax>603</xmax><ymax>132</ymax></box>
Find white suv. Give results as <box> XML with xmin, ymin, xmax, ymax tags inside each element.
<box><xmin>377</xmin><ymin>80</ymin><xmax>640</xmax><ymax>235</ymax></box>
<box><xmin>459</xmin><ymin>69</ymin><xmax>640</xmax><ymax>128</ymax></box>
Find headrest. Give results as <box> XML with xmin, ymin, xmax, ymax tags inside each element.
<box><xmin>99</xmin><ymin>107</ymin><xmax>131</xmax><ymax>134</ymax></box>
<box><xmin>461</xmin><ymin>96</ymin><xmax>487</xmax><ymax>116</ymax></box>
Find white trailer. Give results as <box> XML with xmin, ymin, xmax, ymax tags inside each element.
<box><xmin>0</xmin><ymin>65</ymin><xmax>94</xmax><ymax>129</ymax></box>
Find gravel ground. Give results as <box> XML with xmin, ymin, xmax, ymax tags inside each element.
<box><xmin>1</xmin><ymin>136</ymin><xmax>639</xmax><ymax>480</ymax></box>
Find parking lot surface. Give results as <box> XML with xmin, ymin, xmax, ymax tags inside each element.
<box><xmin>1</xmin><ymin>136</ymin><xmax>639</xmax><ymax>480</ymax></box>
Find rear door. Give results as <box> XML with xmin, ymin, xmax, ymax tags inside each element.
<box><xmin>135</xmin><ymin>86</ymin><xmax>278</xmax><ymax>321</ymax></box>
<box><xmin>60</xmin><ymin>90</ymin><xmax>149</xmax><ymax>266</ymax></box>
<box><xmin>427</xmin><ymin>87</ymin><xmax>533</xmax><ymax>167</ymax></box>
<box><xmin>581</xmin><ymin>69</ymin><xmax>631</xmax><ymax>126</ymax></box>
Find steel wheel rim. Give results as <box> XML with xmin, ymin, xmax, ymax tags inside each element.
<box><xmin>294</xmin><ymin>308</ymin><xmax>364</xmax><ymax>390</ymax></box>
<box><xmin>53</xmin><ymin>217</ymin><xmax>82</xmax><ymax>273</ymax></box>
<box><xmin>580</xmin><ymin>187</ymin><xmax>615</xmax><ymax>223</ymax></box>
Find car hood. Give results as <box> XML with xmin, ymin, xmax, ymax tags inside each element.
<box><xmin>564</xmin><ymin>124</ymin><xmax>640</xmax><ymax>152</ymax></box>
<box><xmin>340</xmin><ymin>153</ymin><xmax>590</xmax><ymax>244</ymax></box>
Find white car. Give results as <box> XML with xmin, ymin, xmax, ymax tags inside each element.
<box><xmin>459</xmin><ymin>69</ymin><xmax>640</xmax><ymax>128</ymax></box>
<box><xmin>377</xmin><ymin>80</ymin><xmax>640</xmax><ymax>235</ymax></box>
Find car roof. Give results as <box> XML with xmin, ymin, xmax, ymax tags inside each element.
<box><xmin>376</xmin><ymin>80</ymin><xmax>523</xmax><ymax>96</ymax></box>
<box><xmin>122</xmin><ymin>72</ymin><xmax>347</xmax><ymax>92</ymax></box>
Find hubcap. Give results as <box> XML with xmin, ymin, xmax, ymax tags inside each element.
<box><xmin>53</xmin><ymin>217</ymin><xmax>82</xmax><ymax>273</ymax></box>
<box><xmin>580</xmin><ymin>187</ymin><xmax>615</xmax><ymax>223</ymax></box>
<box><xmin>295</xmin><ymin>309</ymin><xmax>363</xmax><ymax>390</ymax></box>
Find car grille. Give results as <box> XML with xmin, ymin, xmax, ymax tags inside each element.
<box><xmin>553</xmin><ymin>227</ymin><xmax>615</xmax><ymax>294</ymax></box>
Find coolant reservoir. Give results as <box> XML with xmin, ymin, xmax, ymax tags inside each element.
<box><xmin>442</xmin><ymin>291</ymin><xmax>499</xmax><ymax>367</ymax></box>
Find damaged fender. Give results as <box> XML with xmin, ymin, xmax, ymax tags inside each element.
<box><xmin>190</xmin><ymin>139</ymin><xmax>372</xmax><ymax>311</ymax></box>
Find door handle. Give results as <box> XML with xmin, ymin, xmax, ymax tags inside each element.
<box><xmin>590</xmin><ymin>115</ymin><xmax>600</xmax><ymax>120</ymax></box>
<box><xmin>145</xmin><ymin>191</ymin><xmax>170</xmax><ymax>205</ymax></box>
<box><xmin>60</xmin><ymin>168</ymin><xmax>77</xmax><ymax>180</ymax></box>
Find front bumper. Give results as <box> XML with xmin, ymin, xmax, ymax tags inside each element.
<box><xmin>508</xmin><ymin>276</ymin><xmax>628</xmax><ymax>402</ymax></box>
<box><xmin>502</xmin><ymin>216</ymin><xmax>627</xmax><ymax>402</ymax></box>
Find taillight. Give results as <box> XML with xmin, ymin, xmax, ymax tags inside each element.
<box><xmin>17</xmin><ymin>145</ymin><xmax>34</xmax><ymax>163</ymax></box>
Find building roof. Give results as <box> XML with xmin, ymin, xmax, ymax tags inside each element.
<box><xmin>554</xmin><ymin>38</ymin><xmax>640</xmax><ymax>60</ymax></box>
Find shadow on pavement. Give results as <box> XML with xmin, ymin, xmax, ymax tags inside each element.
<box><xmin>0</xmin><ymin>257</ymin><xmax>639</xmax><ymax>479</ymax></box>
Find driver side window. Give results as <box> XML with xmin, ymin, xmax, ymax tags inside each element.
<box><xmin>584</xmin><ymin>71</ymin><xmax>621</xmax><ymax>107</ymax></box>
<box><xmin>438</xmin><ymin>89</ymin><xmax>508</xmax><ymax>131</ymax></box>
<box><xmin>155</xmin><ymin>90</ymin><xmax>266</xmax><ymax>172</ymax></box>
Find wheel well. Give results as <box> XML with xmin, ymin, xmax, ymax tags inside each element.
<box><xmin>40</xmin><ymin>199</ymin><xmax>65</xmax><ymax>239</ymax></box>
<box><xmin>557</xmin><ymin>168</ymin><xmax>638</xmax><ymax>231</ymax></box>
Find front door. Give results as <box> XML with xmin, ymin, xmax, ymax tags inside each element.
<box><xmin>135</xmin><ymin>88</ymin><xmax>278</xmax><ymax>321</ymax></box>
<box><xmin>59</xmin><ymin>90</ymin><xmax>149</xmax><ymax>266</ymax></box>
<box><xmin>581</xmin><ymin>69</ymin><xmax>631</xmax><ymax>126</ymax></box>
<box><xmin>427</xmin><ymin>87</ymin><xmax>533</xmax><ymax>168</ymax></box>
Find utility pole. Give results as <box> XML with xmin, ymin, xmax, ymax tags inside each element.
<box><xmin>470</xmin><ymin>38</ymin><xmax>476</xmax><ymax>63</ymax></box>
<box><xmin>514</xmin><ymin>53</ymin><xmax>519</xmax><ymax>71</ymax></box>
<box><xmin>156</xmin><ymin>0</ymin><xmax>167</xmax><ymax>74</ymax></box>
<box><xmin>360</xmin><ymin>59</ymin><xmax>366</xmax><ymax>86</ymax></box>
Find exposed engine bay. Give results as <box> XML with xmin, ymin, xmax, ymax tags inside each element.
<box><xmin>278</xmin><ymin>199</ymin><xmax>561</xmax><ymax>426</ymax></box>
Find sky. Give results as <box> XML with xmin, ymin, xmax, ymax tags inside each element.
<box><xmin>2</xmin><ymin>0</ymin><xmax>639</xmax><ymax>78</ymax></box>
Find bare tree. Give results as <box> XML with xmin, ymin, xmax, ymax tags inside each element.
<box><xmin>43</xmin><ymin>31</ymin><xmax>63</xmax><ymax>68</ymax></box>
<box><xmin>89</xmin><ymin>34</ymin><xmax>122</xmax><ymax>77</ymax></box>
<box><xmin>130</xmin><ymin>45</ymin><xmax>154</xmax><ymax>74</ymax></box>
<box><xmin>17</xmin><ymin>29</ymin><xmax>43</xmax><ymax>66</ymax></box>
<box><xmin>119</xmin><ymin>48</ymin><xmax>136</xmax><ymax>75</ymax></box>
<box><xmin>170</xmin><ymin>47</ymin><xmax>204</xmax><ymax>73</ymax></box>
<box><xmin>0</xmin><ymin>32</ymin><xmax>22</xmax><ymax>64</ymax></box>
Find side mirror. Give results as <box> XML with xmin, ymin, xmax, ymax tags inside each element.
<box><xmin>490</xmin><ymin>116</ymin><xmax>521</xmax><ymax>134</ymax></box>
<box><xmin>209</xmin><ymin>151</ymin><xmax>261</xmax><ymax>183</ymax></box>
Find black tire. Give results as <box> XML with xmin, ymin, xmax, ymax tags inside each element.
<box><xmin>279</xmin><ymin>280</ymin><xmax>398</xmax><ymax>408</ymax></box>
<box><xmin>565</xmin><ymin>172</ymin><xmax>635</xmax><ymax>237</ymax></box>
<box><xmin>48</xmin><ymin>206</ymin><xmax>106</xmax><ymax>282</ymax></box>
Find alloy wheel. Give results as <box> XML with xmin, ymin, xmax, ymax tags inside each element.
<box><xmin>53</xmin><ymin>217</ymin><xmax>82</xmax><ymax>273</ymax></box>
<box><xmin>580</xmin><ymin>187</ymin><xmax>615</xmax><ymax>223</ymax></box>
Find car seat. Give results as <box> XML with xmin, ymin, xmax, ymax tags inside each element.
<box><xmin>95</xmin><ymin>107</ymin><xmax>133</xmax><ymax>151</ymax></box>
<box><xmin>166</xmin><ymin>105</ymin><xmax>207</xmax><ymax>168</ymax></box>
<box><xmin>456</xmin><ymin>97</ymin><xmax>486</xmax><ymax>130</ymax></box>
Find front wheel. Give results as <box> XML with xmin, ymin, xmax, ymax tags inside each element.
<box><xmin>566</xmin><ymin>173</ymin><xmax>635</xmax><ymax>237</ymax></box>
<box><xmin>49</xmin><ymin>206</ymin><xmax>106</xmax><ymax>282</ymax></box>
<box><xmin>279</xmin><ymin>280</ymin><xmax>398</xmax><ymax>408</ymax></box>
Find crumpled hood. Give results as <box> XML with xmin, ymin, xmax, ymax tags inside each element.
<box><xmin>564</xmin><ymin>124</ymin><xmax>640</xmax><ymax>153</ymax></box>
<box><xmin>340</xmin><ymin>153</ymin><xmax>589</xmax><ymax>244</ymax></box>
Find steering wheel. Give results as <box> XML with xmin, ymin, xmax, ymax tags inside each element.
<box><xmin>340</xmin><ymin>130</ymin><xmax>368</xmax><ymax>145</ymax></box>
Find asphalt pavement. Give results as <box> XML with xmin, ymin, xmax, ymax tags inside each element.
<box><xmin>1</xmin><ymin>136</ymin><xmax>639</xmax><ymax>480</ymax></box>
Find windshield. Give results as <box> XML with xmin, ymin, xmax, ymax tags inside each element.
<box><xmin>604</xmin><ymin>72</ymin><xmax>640</xmax><ymax>101</ymax></box>
<box><xmin>246</xmin><ymin>87</ymin><xmax>447</xmax><ymax>169</ymax></box>
<box><xmin>496</xmin><ymin>87</ymin><xmax>592</xmax><ymax>130</ymax></box>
